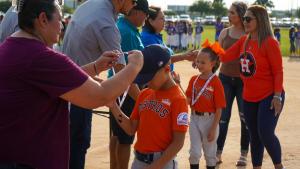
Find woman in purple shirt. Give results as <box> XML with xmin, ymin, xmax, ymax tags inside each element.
<box><xmin>0</xmin><ymin>0</ymin><xmax>143</xmax><ymax>169</ymax></box>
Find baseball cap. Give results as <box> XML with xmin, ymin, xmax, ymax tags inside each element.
<box><xmin>133</xmin><ymin>0</ymin><xmax>153</xmax><ymax>14</ymax></box>
<box><xmin>134</xmin><ymin>44</ymin><xmax>171</xmax><ymax>85</ymax></box>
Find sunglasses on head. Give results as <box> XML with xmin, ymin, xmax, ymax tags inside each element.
<box><xmin>242</xmin><ymin>16</ymin><xmax>256</xmax><ymax>23</ymax></box>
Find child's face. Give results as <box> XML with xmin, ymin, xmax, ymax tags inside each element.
<box><xmin>195</xmin><ymin>52</ymin><xmax>214</xmax><ymax>74</ymax></box>
<box><xmin>148</xmin><ymin>65</ymin><xmax>169</xmax><ymax>90</ymax></box>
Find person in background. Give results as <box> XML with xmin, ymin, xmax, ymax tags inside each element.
<box><xmin>216</xmin><ymin>1</ymin><xmax>249</xmax><ymax>167</ymax></box>
<box><xmin>173</xmin><ymin>21</ymin><xmax>180</xmax><ymax>51</ymax></box>
<box><xmin>220</xmin><ymin>5</ymin><xmax>285</xmax><ymax>169</ymax></box>
<box><xmin>181</xmin><ymin>21</ymin><xmax>188</xmax><ymax>51</ymax></box>
<box><xmin>194</xmin><ymin>21</ymin><xmax>204</xmax><ymax>49</ymax></box>
<box><xmin>274</xmin><ymin>27</ymin><xmax>281</xmax><ymax>44</ymax></box>
<box><xmin>141</xmin><ymin>6</ymin><xmax>195</xmax><ymax>72</ymax></box>
<box><xmin>0</xmin><ymin>0</ymin><xmax>18</xmax><ymax>43</ymax></box>
<box><xmin>0</xmin><ymin>0</ymin><xmax>143</xmax><ymax>169</ymax></box>
<box><xmin>295</xmin><ymin>26</ymin><xmax>300</xmax><ymax>56</ymax></box>
<box><xmin>62</xmin><ymin>0</ymin><xmax>138</xmax><ymax>168</ymax></box>
<box><xmin>289</xmin><ymin>26</ymin><xmax>296</xmax><ymax>57</ymax></box>
<box><xmin>187</xmin><ymin>22</ymin><xmax>194</xmax><ymax>49</ymax></box>
<box><xmin>165</xmin><ymin>20</ymin><xmax>171</xmax><ymax>48</ymax></box>
<box><xmin>109</xmin><ymin>0</ymin><xmax>149</xmax><ymax>168</ymax></box>
<box><xmin>215</xmin><ymin>17</ymin><xmax>224</xmax><ymax>41</ymax></box>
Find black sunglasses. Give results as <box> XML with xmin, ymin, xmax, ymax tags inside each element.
<box><xmin>242</xmin><ymin>16</ymin><xmax>256</xmax><ymax>23</ymax></box>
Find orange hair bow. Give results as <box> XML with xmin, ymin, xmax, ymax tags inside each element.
<box><xmin>201</xmin><ymin>39</ymin><xmax>225</xmax><ymax>56</ymax></box>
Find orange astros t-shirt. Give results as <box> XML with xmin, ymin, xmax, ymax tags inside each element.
<box><xmin>220</xmin><ymin>36</ymin><xmax>284</xmax><ymax>102</ymax></box>
<box><xmin>186</xmin><ymin>75</ymin><xmax>226</xmax><ymax>113</ymax></box>
<box><xmin>130</xmin><ymin>85</ymin><xmax>188</xmax><ymax>153</ymax></box>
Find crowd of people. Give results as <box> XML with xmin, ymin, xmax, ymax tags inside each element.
<box><xmin>0</xmin><ymin>0</ymin><xmax>286</xmax><ymax>169</ymax></box>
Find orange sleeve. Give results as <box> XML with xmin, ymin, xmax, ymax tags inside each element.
<box><xmin>171</xmin><ymin>98</ymin><xmax>189</xmax><ymax>132</ymax></box>
<box><xmin>185</xmin><ymin>76</ymin><xmax>196</xmax><ymax>99</ymax></box>
<box><xmin>265</xmin><ymin>37</ymin><xmax>284</xmax><ymax>93</ymax></box>
<box><xmin>130</xmin><ymin>89</ymin><xmax>149</xmax><ymax>120</ymax></box>
<box><xmin>213</xmin><ymin>78</ymin><xmax>226</xmax><ymax>109</ymax></box>
<box><xmin>220</xmin><ymin>36</ymin><xmax>245</xmax><ymax>62</ymax></box>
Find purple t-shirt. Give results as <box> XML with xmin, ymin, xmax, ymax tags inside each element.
<box><xmin>0</xmin><ymin>37</ymin><xmax>88</xmax><ymax>169</ymax></box>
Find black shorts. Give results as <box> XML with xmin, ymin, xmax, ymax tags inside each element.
<box><xmin>110</xmin><ymin>95</ymin><xmax>135</xmax><ymax>144</ymax></box>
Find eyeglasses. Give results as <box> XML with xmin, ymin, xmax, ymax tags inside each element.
<box><xmin>132</xmin><ymin>0</ymin><xmax>137</xmax><ymax>5</ymax></box>
<box><xmin>242</xmin><ymin>16</ymin><xmax>256</xmax><ymax>23</ymax></box>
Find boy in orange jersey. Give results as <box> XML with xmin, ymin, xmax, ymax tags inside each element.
<box><xmin>109</xmin><ymin>44</ymin><xmax>189</xmax><ymax>169</ymax></box>
<box><xmin>186</xmin><ymin>41</ymin><xmax>226</xmax><ymax>169</ymax></box>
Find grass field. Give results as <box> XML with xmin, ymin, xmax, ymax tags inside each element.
<box><xmin>162</xmin><ymin>25</ymin><xmax>291</xmax><ymax>56</ymax></box>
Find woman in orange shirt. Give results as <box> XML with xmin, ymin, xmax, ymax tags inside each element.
<box><xmin>220</xmin><ymin>5</ymin><xmax>285</xmax><ymax>169</ymax></box>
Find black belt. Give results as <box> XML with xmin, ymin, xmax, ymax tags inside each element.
<box><xmin>135</xmin><ymin>151</ymin><xmax>156</xmax><ymax>164</ymax></box>
<box><xmin>194</xmin><ymin>111</ymin><xmax>212</xmax><ymax>116</ymax></box>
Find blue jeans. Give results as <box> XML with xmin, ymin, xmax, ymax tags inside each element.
<box><xmin>217</xmin><ymin>73</ymin><xmax>250</xmax><ymax>154</ymax></box>
<box><xmin>243</xmin><ymin>92</ymin><xmax>285</xmax><ymax>167</ymax></box>
<box><xmin>69</xmin><ymin>104</ymin><xmax>92</xmax><ymax>169</ymax></box>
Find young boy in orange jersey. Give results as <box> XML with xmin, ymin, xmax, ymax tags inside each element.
<box><xmin>186</xmin><ymin>41</ymin><xmax>226</xmax><ymax>169</ymax></box>
<box><xmin>109</xmin><ymin>44</ymin><xmax>189</xmax><ymax>169</ymax></box>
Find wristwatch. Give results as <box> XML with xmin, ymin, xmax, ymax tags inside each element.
<box><xmin>273</xmin><ymin>95</ymin><xmax>282</xmax><ymax>102</ymax></box>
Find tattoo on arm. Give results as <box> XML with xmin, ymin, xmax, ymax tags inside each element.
<box><xmin>118</xmin><ymin>114</ymin><xmax>122</xmax><ymax>123</ymax></box>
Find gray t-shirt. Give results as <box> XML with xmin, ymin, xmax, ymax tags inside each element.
<box><xmin>62</xmin><ymin>0</ymin><xmax>125</xmax><ymax>66</ymax></box>
<box><xmin>0</xmin><ymin>6</ymin><xmax>19</xmax><ymax>43</ymax></box>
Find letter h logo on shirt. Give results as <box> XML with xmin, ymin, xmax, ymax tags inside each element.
<box><xmin>240</xmin><ymin>58</ymin><xmax>251</xmax><ymax>73</ymax></box>
<box><xmin>239</xmin><ymin>52</ymin><xmax>256</xmax><ymax>77</ymax></box>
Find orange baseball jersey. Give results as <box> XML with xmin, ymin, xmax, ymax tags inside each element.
<box><xmin>186</xmin><ymin>75</ymin><xmax>226</xmax><ymax>113</ymax></box>
<box><xmin>130</xmin><ymin>85</ymin><xmax>189</xmax><ymax>153</ymax></box>
<box><xmin>220</xmin><ymin>35</ymin><xmax>284</xmax><ymax>102</ymax></box>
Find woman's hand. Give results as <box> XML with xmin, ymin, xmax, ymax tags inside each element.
<box><xmin>127</xmin><ymin>50</ymin><xmax>144</xmax><ymax>70</ymax></box>
<box><xmin>270</xmin><ymin>96</ymin><xmax>283</xmax><ymax>116</ymax></box>
<box><xmin>95</xmin><ymin>51</ymin><xmax>120</xmax><ymax>72</ymax></box>
<box><xmin>183</xmin><ymin>50</ymin><xmax>199</xmax><ymax>62</ymax></box>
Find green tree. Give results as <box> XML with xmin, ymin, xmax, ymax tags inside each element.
<box><xmin>212</xmin><ymin>1</ymin><xmax>227</xmax><ymax>17</ymax></box>
<box><xmin>189</xmin><ymin>0</ymin><xmax>212</xmax><ymax>16</ymax></box>
<box><xmin>213</xmin><ymin>0</ymin><xmax>223</xmax><ymax>3</ymax></box>
<box><xmin>253</xmin><ymin>0</ymin><xmax>275</xmax><ymax>9</ymax></box>
<box><xmin>0</xmin><ymin>1</ymin><xmax>11</xmax><ymax>13</ymax></box>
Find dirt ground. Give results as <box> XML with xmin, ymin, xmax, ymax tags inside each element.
<box><xmin>85</xmin><ymin>57</ymin><xmax>300</xmax><ymax>169</ymax></box>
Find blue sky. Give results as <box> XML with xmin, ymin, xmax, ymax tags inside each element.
<box><xmin>148</xmin><ymin>0</ymin><xmax>300</xmax><ymax>11</ymax></box>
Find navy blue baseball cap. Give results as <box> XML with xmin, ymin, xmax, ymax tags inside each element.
<box><xmin>134</xmin><ymin>44</ymin><xmax>171</xmax><ymax>85</ymax></box>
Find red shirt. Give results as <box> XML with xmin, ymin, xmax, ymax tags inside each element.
<box><xmin>220</xmin><ymin>36</ymin><xmax>284</xmax><ymax>102</ymax></box>
<box><xmin>130</xmin><ymin>85</ymin><xmax>188</xmax><ymax>153</ymax></box>
<box><xmin>186</xmin><ymin>75</ymin><xmax>226</xmax><ymax>112</ymax></box>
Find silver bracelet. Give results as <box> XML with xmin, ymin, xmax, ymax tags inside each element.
<box><xmin>273</xmin><ymin>95</ymin><xmax>282</xmax><ymax>102</ymax></box>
